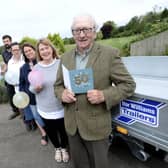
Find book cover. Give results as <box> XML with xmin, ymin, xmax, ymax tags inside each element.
<box><xmin>62</xmin><ymin>65</ymin><xmax>94</xmax><ymax>94</ymax></box>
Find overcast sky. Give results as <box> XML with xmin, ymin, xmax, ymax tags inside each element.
<box><xmin>0</xmin><ymin>0</ymin><xmax>168</xmax><ymax>45</ymax></box>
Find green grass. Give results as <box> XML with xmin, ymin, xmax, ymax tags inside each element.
<box><xmin>65</xmin><ymin>35</ymin><xmax>138</xmax><ymax>55</ymax></box>
<box><xmin>65</xmin><ymin>44</ymin><xmax>75</xmax><ymax>52</ymax></box>
<box><xmin>97</xmin><ymin>36</ymin><xmax>138</xmax><ymax>50</ymax></box>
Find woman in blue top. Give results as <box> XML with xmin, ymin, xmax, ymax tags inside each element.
<box><xmin>19</xmin><ymin>43</ymin><xmax>47</xmax><ymax>145</ymax></box>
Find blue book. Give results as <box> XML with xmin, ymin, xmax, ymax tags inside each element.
<box><xmin>62</xmin><ymin>65</ymin><xmax>94</xmax><ymax>94</ymax></box>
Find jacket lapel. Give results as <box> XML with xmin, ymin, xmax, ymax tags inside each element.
<box><xmin>86</xmin><ymin>43</ymin><xmax>100</xmax><ymax>68</ymax></box>
<box><xmin>66</xmin><ymin>49</ymin><xmax>76</xmax><ymax>70</ymax></box>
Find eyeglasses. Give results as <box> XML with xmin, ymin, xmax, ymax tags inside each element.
<box><xmin>72</xmin><ymin>27</ymin><xmax>95</xmax><ymax>35</ymax></box>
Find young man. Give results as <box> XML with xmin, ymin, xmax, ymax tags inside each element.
<box><xmin>1</xmin><ymin>36</ymin><xmax>20</xmax><ymax>120</ymax></box>
<box><xmin>54</xmin><ymin>14</ymin><xmax>136</xmax><ymax>168</ymax></box>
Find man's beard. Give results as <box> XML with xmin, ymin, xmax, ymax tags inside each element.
<box><xmin>5</xmin><ymin>44</ymin><xmax>11</xmax><ymax>49</ymax></box>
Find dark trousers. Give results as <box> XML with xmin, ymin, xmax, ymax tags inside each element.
<box><xmin>5</xmin><ymin>82</ymin><xmax>19</xmax><ymax>113</ymax></box>
<box><xmin>68</xmin><ymin>131</ymin><xmax>110</xmax><ymax>168</ymax></box>
<box><xmin>42</xmin><ymin>117</ymin><xmax>68</xmax><ymax>148</ymax></box>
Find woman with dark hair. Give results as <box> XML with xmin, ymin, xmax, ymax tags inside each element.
<box><xmin>19</xmin><ymin>43</ymin><xmax>48</xmax><ymax>145</ymax></box>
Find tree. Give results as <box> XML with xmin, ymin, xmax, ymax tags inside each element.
<box><xmin>20</xmin><ymin>37</ymin><xmax>37</xmax><ymax>46</ymax></box>
<box><xmin>143</xmin><ymin>11</ymin><xmax>159</xmax><ymax>23</ymax></box>
<box><xmin>100</xmin><ymin>21</ymin><xmax>116</xmax><ymax>39</ymax></box>
<box><xmin>63</xmin><ymin>37</ymin><xmax>75</xmax><ymax>45</ymax></box>
<box><xmin>125</xmin><ymin>16</ymin><xmax>142</xmax><ymax>34</ymax></box>
<box><xmin>0</xmin><ymin>46</ymin><xmax>3</xmax><ymax>55</ymax></box>
<box><xmin>117</xmin><ymin>26</ymin><xmax>125</xmax><ymax>34</ymax></box>
<box><xmin>96</xmin><ymin>31</ymin><xmax>103</xmax><ymax>40</ymax></box>
<box><xmin>161</xmin><ymin>8</ymin><xmax>168</xmax><ymax>20</ymax></box>
<box><xmin>47</xmin><ymin>33</ymin><xmax>65</xmax><ymax>54</ymax></box>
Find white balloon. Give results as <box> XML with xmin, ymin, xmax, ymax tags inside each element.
<box><xmin>13</xmin><ymin>92</ymin><xmax>30</xmax><ymax>109</ymax></box>
<box><xmin>5</xmin><ymin>71</ymin><xmax>19</xmax><ymax>85</ymax></box>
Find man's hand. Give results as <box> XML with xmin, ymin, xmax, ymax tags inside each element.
<box><xmin>87</xmin><ymin>89</ymin><xmax>105</xmax><ymax>104</ymax></box>
<box><xmin>62</xmin><ymin>89</ymin><xmax>76</xmax><ymax>103</ymax></box>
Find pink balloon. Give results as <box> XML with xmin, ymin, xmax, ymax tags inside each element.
<box><xmin>28</xmin><ymin>69</ymin><xmax>44</xmax><ymax>87</ymax></box>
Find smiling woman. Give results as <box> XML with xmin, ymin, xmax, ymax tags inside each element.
<box><xmin>33</xmin><ymin>38</ymin><xmax>70</xmax><ymax>162</ymax></box>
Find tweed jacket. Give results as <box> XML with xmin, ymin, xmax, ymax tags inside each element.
<box><xmin>54</xmin><ymin>42</ymin><xmax>136</xmax><ymax>141</ymax></box>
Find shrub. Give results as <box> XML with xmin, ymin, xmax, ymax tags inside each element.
<box><xmin>0</xmin><ymin>83</ymin><xmax>9</xmax><ymax>104</ymax></box>
<box><xmin>163</xmin><ymin>45</ymin><xmax>168</xmax><ymax>55</ymax></box>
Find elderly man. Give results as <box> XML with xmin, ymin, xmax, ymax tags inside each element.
<box><xmin>54</xmin><ymin>14</ymin><xmax>136</xmax><ymax>168</ymax></box>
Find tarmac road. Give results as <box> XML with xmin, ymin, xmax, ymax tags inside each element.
<box><xmin>0</xmin><ymin>104</ymin><xmax>168</xmax><ymax>168</ymax></box>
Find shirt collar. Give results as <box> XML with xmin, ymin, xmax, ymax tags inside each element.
<box><xmin>75</xmin><ymin>43</ymin><xmax>93</xmax><ymax>56</ymax></box>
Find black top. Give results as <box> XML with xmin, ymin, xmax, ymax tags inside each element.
<box><xmin>2</xmin><ymin>49</ymin><xmax>12</xmax><ymax>64</ymax></box>
<box><xmin>19</xmin><ymin>60</ymin><xmax>37</xmax><ymax>105</ymax></box>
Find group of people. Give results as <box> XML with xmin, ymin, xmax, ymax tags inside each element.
<box><xmin>1</xmin><ymin>37</ymin><xmax>69</xmax><ymax>162</ymax></box>
<box><xmin>0</xmin><ymin>14</ymin><xmax>136</xmax><ymax>168</ymax></box>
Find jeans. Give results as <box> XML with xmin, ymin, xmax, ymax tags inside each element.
<box><xmin>23</xmin><ymin>106</ymin><xmax>34</xmax><ymax>121</ymax></box>
<box><xmin>30</xmin><ymin>105</ymin><xmax>45</xmax><ymax>127</ymax></box>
